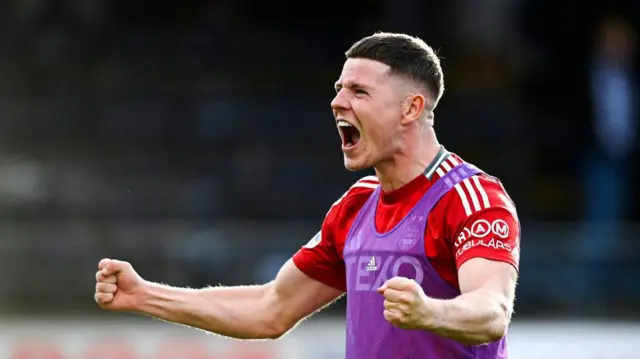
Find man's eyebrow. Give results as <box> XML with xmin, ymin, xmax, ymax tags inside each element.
<box><xmin>335</xmin><ymin>80</ymin><xmax>371</xmax><ymax>90</ymax></box>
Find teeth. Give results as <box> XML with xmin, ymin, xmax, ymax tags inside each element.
<box><xmin>337</xmin><ymin>120</ymin><xmax>353</xmax><ymax>127</ymax></box>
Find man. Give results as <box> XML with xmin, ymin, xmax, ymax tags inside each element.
<box><xmin>95</xmin><ymin>32</ymin><xmax>519</xmax><ymax>358</ymax></box>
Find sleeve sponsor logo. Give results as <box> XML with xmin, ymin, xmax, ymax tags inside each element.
<box><xmin>491</xmin><ymin>219</ymin><xmax>509</xmax><ymax>239</ymax></box>
<box><xmin>470</xmin><ymin>219</ymin><xmax>492</xmax><ymax>237</ymax></box>
<box><xmin>303</xmin><ymin>230</ymin><xmax>322</xmax><ymax>249</ymax></box>
<box><xmin>456</xmin><ymin>237</ymin><xmax>513</xmax><ymax>257</ymax></box>
<box><xmin>455</xmin><ymin>227</ymin><xmax>471</xmax><ymax>248</ymax></box>
<box><xmin>454</xmin><ymin>219</ymin><xmax>513</xmax><ymax>255</ymax></box>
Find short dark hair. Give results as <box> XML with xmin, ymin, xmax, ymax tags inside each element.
<box><xmin>345</xmin><ymin>32</ymin><xmax>444</xmax><ymax>107</ymax></box>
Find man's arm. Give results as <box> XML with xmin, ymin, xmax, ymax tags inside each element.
<box><xmin>421</xmin><ymin>258</ymin><xmax>517</xmax><ymax>345</ymax></box>
<box><xmin>421</xmin><ymin>174</ymin><xmax>519</xmax><ymax>345</ymax></box>
<box><xmin>136</xmin><ymin>259</ymin><xmax>344</xmax><ymax>339</ymax></box>
<box><xmin>98</xmin><ymin>179</ymin><xmax>361</xmax><ymax>339</ymax></box>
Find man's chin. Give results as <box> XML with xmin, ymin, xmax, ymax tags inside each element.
<box><xmin>343</xmin><ymin>156</ymin><xmax>369</xmax><ymax>171</ymax></box>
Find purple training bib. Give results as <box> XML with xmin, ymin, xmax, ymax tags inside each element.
<box><xmin>343</xmin><ymin>163</ymin><xmax>508</xmax><ymax>358</ymax></box>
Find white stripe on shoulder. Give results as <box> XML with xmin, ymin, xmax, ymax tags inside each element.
<box><xmin>435</xmin><ymin>157</ymin><xmax>491</xmax><ymax>216</ymax></box>
<box><xmin>472</xmin><ymin>176</ymin><xmax>491</xmax><ymax>208</ymax></box>
<box><xmin>352</xmin><ymin>175</ymin><xmax>379</xmax><ymax>189</ymax></box>
<box><xmin>351</xmin><ymin>182</ymin><xmax>378</xmax><ymax>189</ymax></box>
<box><xmin>357</xmin><ymin>175</ymin><xmax>379</xmax><ymax>183</ymax></box>
<box><xmin>329</xmin><ymin>176</ymin><xmax>379</xmax><ymax>211</ymax></box>
<box><xmin>436</xmin><ymin>158</ymin><xmax>473</xmax><ymax>216</ymax></box>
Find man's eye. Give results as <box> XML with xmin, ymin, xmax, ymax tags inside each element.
<box><xmin>355</xmin><ymin>89</ymin><xmax>367</xmax><ymax>95</ymax></box>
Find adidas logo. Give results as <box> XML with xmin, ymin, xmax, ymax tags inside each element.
<box><xmin>365</xmin><ymin>256</ymin><xmax>377</xmax><ymax>271</ymax></box>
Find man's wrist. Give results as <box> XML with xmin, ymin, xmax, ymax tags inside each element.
<box><xmin>418</xmin><ymin>295</ymin><xmax>442</xmax><ymax>331</ymax></box>
<box><xmin>131</xmin><ymin>280</ymin><xmax>157</xmax><ymax>313</ymax></box>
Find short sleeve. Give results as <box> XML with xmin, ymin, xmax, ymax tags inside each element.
<box><xmin>443</xmin><ymin>175</ymin><xmax>520</xmax><ymax>272</ymax></box>
<box><xmin>452</xmin><ymin>208</ymin><xmax>520</xmax><ymax>271</ymax></box>
<box><xmin>292</xmin><ymin>176</ymin><xmax>378</xmax><ymax>292</ymax></box>
<box><xmin>292</xmin><ymin>218</ymin><xmax>347</xmax><ymax>291</ymax></box>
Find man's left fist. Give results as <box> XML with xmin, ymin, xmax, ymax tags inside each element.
<box><xmin>377</xmin><ymin>277</ymin><xmax>430</xmax><ymax>330</ymax></box>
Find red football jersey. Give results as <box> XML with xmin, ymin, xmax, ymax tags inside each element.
<box><xmin>292</xmin><ymin>148</ymin><xmax>520</xmax><ymax>292</ymax></box>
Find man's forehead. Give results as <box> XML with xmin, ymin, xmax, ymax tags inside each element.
<box><xmin>336</xmin><ymin>58</ymin><xmax>390</xmax><ymax>85</ymax></box>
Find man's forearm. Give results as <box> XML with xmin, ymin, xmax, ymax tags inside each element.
<box><xmin>422</xmin><ymin>289</ymin><xmax>510</xmax><ymax>345</ymax></box>
<box><xmin>135</xmin><ymin>281</ymin><xmax>286</xmax><ymax>340</ymax></box>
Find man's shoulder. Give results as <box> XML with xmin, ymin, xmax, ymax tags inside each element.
<box><xmin>435</xmin><ymin>153</ymin><xmax>517</xmax><ymax>219</ymax></box>
<box><xmin>324</xmin><ymin>175</ymin><xmax>379</xmax><ymax>224</ymax></box>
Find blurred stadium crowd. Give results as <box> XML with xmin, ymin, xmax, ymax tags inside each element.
<box><xmin>0</xmin><ymin>0</ymin><xmax>637</xmax><ymax>322</ymax></box>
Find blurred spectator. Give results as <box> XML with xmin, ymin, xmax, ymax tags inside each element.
<box><xmin>583</xmin><ymin>17</ymin><xmax>637</xmax><ymax>243</ymax></box>
<box><xmin>576</xmin><ymin>15</ymin><xmax>638</xmax><ymax>299</ymax></box>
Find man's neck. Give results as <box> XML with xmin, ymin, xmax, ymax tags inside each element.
<box><xmin>374</xmin><ymin>141</ymin><xmax>442</xmax><ymax>192</ymax></box>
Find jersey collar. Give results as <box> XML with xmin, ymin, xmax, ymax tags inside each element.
<box><xmin>423</xmin><ymin>146</ymin><xmax>450</xmax><ymax>180</ymax></box>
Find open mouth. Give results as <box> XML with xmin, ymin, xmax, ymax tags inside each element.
<box><xmin>337</xmin><ymin>120</ymin><xmax>361</xmax><ymax>149</ymax></box>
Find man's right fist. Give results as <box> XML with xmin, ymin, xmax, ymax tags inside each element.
<box><xmin>94</xmin><ymin>258</ymin><xmax>144</xmax><ymax>311</ymax></box>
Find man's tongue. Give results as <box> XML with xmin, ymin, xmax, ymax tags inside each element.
<box><xmin>351</xmin><ymin>130</ymin><xmax>361</xmax><ymax>146</ymax></box>
<box><xmin>345</xmin><ymin>127</ymin><xmax>361</xmax><ymax>147</ymax></box>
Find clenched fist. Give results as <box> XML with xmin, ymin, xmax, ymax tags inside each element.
<box><xmin>94</xmin><ymin>258</ymin><xmax>144</xmax><ymax>311</ymax></box>
<box><xmin>377</xmin><ymin>277</ymin><xmax>432</xmax><ymax>330</ymax></box>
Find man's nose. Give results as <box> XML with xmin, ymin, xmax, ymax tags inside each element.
<box><xmin>331</xmin><ymin>89</ymin><xmax>350</xmax><ymax>111</ymax></box>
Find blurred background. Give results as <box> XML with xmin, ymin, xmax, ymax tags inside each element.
<box><xmin>0</xmin><ymin>0</ymin><xmax>638</xmax><ymax>358</ymax></box>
